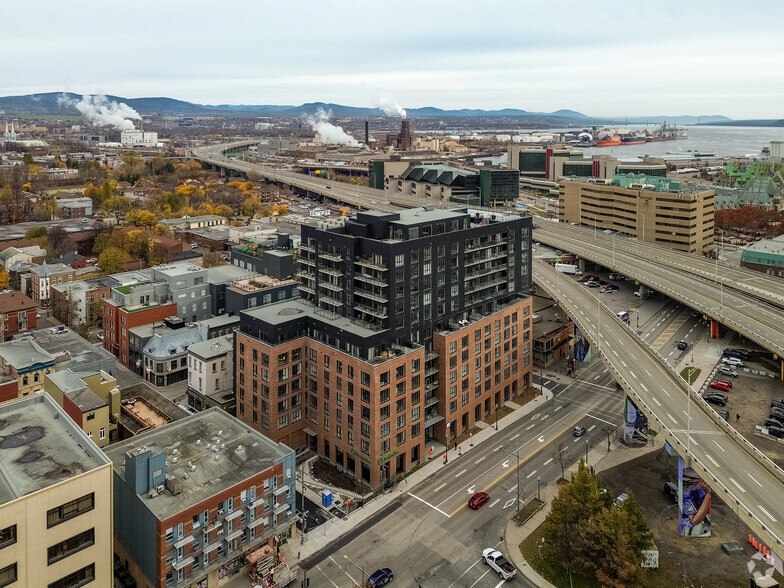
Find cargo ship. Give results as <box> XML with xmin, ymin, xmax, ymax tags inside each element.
<box><xmin>596</xmin><ymin>131</ymin><xmax>621</xmax><ymax>147</ymax></box>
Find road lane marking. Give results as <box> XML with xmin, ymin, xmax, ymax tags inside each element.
<box><xmin>526</xmin><ymin>424</ymin><xmax>535</xmax><ymax>430</ymax></box>
<box><xmin>508</xmin><ymin>484</ymin><xmax>517</xmax><ymax>493</ymax></box>
<box><xmin>706</xmin><ymin>454</ymin><xmax>720</xmax><ymax>468</ymax></box>
<box><xmin>527</xmin><ymin>470</ymin><xmax>537</xmax><ymax>479</ymax></box>
<box><xmin>489</xmin><ymin>498</ymin><xmax>500</xmax><ymax>508</ymax></box>
<box><xmin>475</xmin><ymin>456</ymin><xmax>486</xmax><ymax>465</ymax></box>
<box><xmin>713</xmin><ymin>440</ymin><xmax>725</xmax><ymax>452</ymax></box>
<box><xmin>510</xmin><ymin>433</ymin><xmax>520</xmax><ymax>440</ymax></box>
<box><xmin>588</xmin><ymin>425</ymin><xmax>596</xmax><ymax>432</ymax></box>
<box><xmin>328</xmin><ymin>557</ymin><xmax>357</xmax><ymax>585</ymax></box>
<box><xmin>541</xmin><ymin>414</ymin><xmax>549</xmax><ymax>420</ymax></box>
<box><xmin>494</xmin><ymin>446</ymin><xmax>503</xmax><ymax>452</ymax></box>
<box><xmin>613</xmin><ymin>350</ymin><xmax>619</xmax><ymax>357</ymax></box>
<box><xmin>629</xmin><ymin>370</ymin><xmax>637</xmax><ymax>379</ymax></box>
<box><xmin>666</xmin><ymin>413</ymin><xmax>677</xmax><ymax>424</ymax></box>
<box><xmin>407</xmin><ymin>492</ymin><xmax>451</xmax><ymax>518</ymax></box>
<box><xmin>639</xmin><ymin>383</ymin><xmax>648</xmax><ymax>392</ymax></box>
<box><xmin>729</xmin><ymin>478</ymin><xmax>746</xmax><ymax>493</ymax></box>
<box><xmin>748</xmin><ymin>474</ymin><xmax>763</xmax><ymax>487</ymax></box>
<box><xmin>645</xmin><ymin>369</ymin><xmax>652</xmax><ymax>377</ymax></box>
<box><xmin>662</xmin><ymin>388</ymin><xmax>671</xmax><ymax>397</ymax></box>
<box><xmin>434</xmin><ymin>483</ymin><xmax>447</xmax><ymax>492</ymax></box>
<box><xmin>687</xmin><ymin>435</ymin><xmax>698</xmax><ymax>446</ymax></box>
<box><xmin>455</xmin><ymin>469</ymin><xmax>467</xmax><ymax>478</ymax></box>
<box><xmin>586</xmin><ymin>413</ymin><xmax>617</xmax><ymax>426</ymax></box>
<box><xmin>554</xmin><ymin>406</ymin><xmax>563</xmax><ymax>412</ymax></box>
<box><xmin>315</xmin><ymin>563</ymin><xmax>341</xmax><ymax>588</ymax></box>
<box><xmin>652</xmin><ymin>397</ymin><xmax>661</xmax><ymax>407</ymax></box>
<box><xmin>758</xmin><ymin>505</ymin><xmax>777</xmax><ymax>522</ymax></box>
<box><xmin>594</xmin><ymin>375</ymin><xmax>600</xmax><ymax>381</ymax></box>
<box><xmin>543</xmin><ymin>458</ymin><xmax>554</xmax><ymax>466</ymax></box>
<box><xmin>682</xmin><ymin>410</ymin><xmax>692</xmax><ymax>420</ymax></box>
<box><xmin>573</xmin><ymin>436</ymin><xmax>583</xmax><ymax>443</ymax></box>
<box><xmin>621</xmin><ymin>360</ymin><xmax>627</xmax><ymax>367</ymax></box>
<box><xmin>449</xmin><ymin>417</ymin><xmax>583</xmax><ymax>517</ymax></box>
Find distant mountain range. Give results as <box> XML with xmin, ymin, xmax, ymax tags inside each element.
<box><xmin>0</xmin><ymin>92</ymin><xmax>736</xmax><ymax>126</ymax></box>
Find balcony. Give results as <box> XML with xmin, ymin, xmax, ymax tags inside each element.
<box><xmin>321</xmin><ymin>296</ymin><xmax>343</xmax><ymax>308</ymax></box>
<box><xmin>319</xmin><ymin>281</ymin><xmax>343</xmax><ymax>293</ymax></box>
<box><xmin>464</xmin><ymin>249</ymin><xmax>507</xmax><ymax>266</ymax></box>
<box><xmin>299</xmin><ymin>256</ymin><xmax>315</xmax><ymax>266</ymax></box>
<box><xmin>425</xmin><ymin>366</ymin><xmax>438</xmax><ymax>377</ymax></box>
<box><xmin>465</xmin><ymin>276</ymin><xmax>507</xmax><ymax>295</ymax></box>
<box><xmin>425</xmin><ymin>380</ymin><xmax>438</xmax><ymax>392</ymax></box>
<box><xmin>355</xmin><ymin>257</ymin><xmax>388</xmax><ymax>271</ymax></box>
<box><xmin>465</xmin><ymin>239</ymin><xmax>503</xmax><ymax>253</ymax></box>
<box><xmin>425</xmin><ymin>351</ymin><xmax>438</xmax><ymax>361</ymax></box>
<box><xmin>299</xmin><ymin>284</ymin><xmax>315</xmax><ymax>295</ymax></box>
<box><xmin>425</xmin><ymin>393</ymin><xmax>439</xmax><ymax>408</ymax></box>
<box><xmin>354</xmin><ymin>287</ymin><xmax>388</xmax><ymax>303</ymax></box>
<box><xmin>319</xmin><ymin>251</ymin><xmax>343</xmax><ymax>263</ymax></box>
<box><xmin>424</xmin><ymin>410</ymin><xmax>445</xmax><ymax>428</ymax></box>
<box><xmin>319</xmin><ymin>267</ymin><xmax>343</xmax><ymax>278</ymax></box>
<box><xmin>354</xmin><ymin>272</ymin><xmax>388</xmax><ymax>288</ymax></box>
<box><xmin>354</xmin><ymin>303</ymin><xmax>388</xmax><ymax>319</ymax></box>
<box><xmin>300</xmin><ymin>244</ymin><xmax>314</xmax><ymax>253</ymax></box>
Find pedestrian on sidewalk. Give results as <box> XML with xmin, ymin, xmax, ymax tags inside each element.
<box><xmin>736</xmin><ymin>413</ymin><xmax>740</xmax><ymax>423</ymax></box>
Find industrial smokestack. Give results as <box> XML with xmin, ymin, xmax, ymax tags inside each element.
<box><xmin>364</xmin><ymin>121</ymin><xmax>369</xmax><ymax>146</ymax></box>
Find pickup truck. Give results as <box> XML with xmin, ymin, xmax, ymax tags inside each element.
<box><xmin>482</xmin><ymin>548</ymin><xmax>516</xmax><ymax>580</ymax></box>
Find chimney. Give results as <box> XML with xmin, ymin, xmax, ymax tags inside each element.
<box><xmin>364</xmin><ymin>121</ymin><xmax>369</xmax><ymax>146</ymax></box>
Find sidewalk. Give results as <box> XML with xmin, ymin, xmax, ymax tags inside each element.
<box><xmin>504</xmin><ymin>439</ymin><xmax>661</xmax><ymax>588</ymax></box>
<box><xmin>288</xmin><ymin>387</ymin><xmax>556</xmax><ymax>566</ymax></box>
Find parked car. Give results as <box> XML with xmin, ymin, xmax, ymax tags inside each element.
<box><xmin>765</xmin><ymin>425</ymin><xmax>784</xmax><ymax>439</ymax></box>
<box><xmin>367</xmin><ymin>568</ymin><xmax>394</xmax><ymax>587</ymax></box>
<box><xmin>468</xmin><ymin>492</ymin><xmax>490</xmax><ymax>510</ymax></box>
<box><xmin>715</xmin><ymin>379</ymin><xmax>733</xmax><ymax>389</ymax></box>
<box><xmin>633</xmin><ymin>290</ymin><xmax>641</xmax><ymax>297</ymax></box>
<box><xmin>721</xmin><ymin>356</ymin><xmax>743</xmax><ymax>367</ymax></box>
<box><xmin>770</xmin><ymin>408</ymin><xmax>784</xmax><ymax>421</ymax></box>
<box><xmin>718</xmin><ymin>366</ymin><xmax>738</xmax><ymax>378</ymax></box>
<box><xmin>725</xmin><ymin>348</ymin><xmax>750</xmax><ymax>360</ymax></box>
<box><xmin>771</xmin><ymin>401</ymin><xmax>784</xmax><ymax>412</ymax></box>
<box><xmin>676</xmin><ymin>341</ymin><xmax>688</xmax><ymax>350</ymax></box>
<box><xmin>573</xmin><ymin>425</ymin><xmax>586</xmax><ymax>437</ymax></box>
<box><xmin>97</xmin><ymin>332</ymin><xmax>104</xmax><ymax>341</ymax></box>
<box><xmin>703</xmin><ymin>393</ymin><xmax>728</xmax><ymax>406</ymax></box>
<box><xmin>710</xmin><ymin>381</ymin><xmax>730</xmax><ymax>392</ymax></box>
<box><xmin>586</xmin><ymin>281</ymin><xmax>601</xmax><ymax>288</ymax></box>
<box><xmin>663</xmin><ymin>482</ymin><xmax>678</xmax><ymax>502</ymax></box>
<box><xmin>608</xmin><ymin>273</ymin><xmax>623</xmax><ymax>280</ymax></box>
<box><xmin>86</xmin><ymin>257</ymin><xmax>97</xmax><ymax>264</ymax></box>
<box><xmin>717</xmin><ymin>410</ymin><xmax>730</xmax><ymax>422</ymax></box>
<box><xmin>765</xmin><ymin>417</ymin><xmax>784</xmax><ymax>429</ymax></box>
<box><xmin>614</xmin><ymin>493</ymin><xmax>629</xmax><ymax>508</ymax></box>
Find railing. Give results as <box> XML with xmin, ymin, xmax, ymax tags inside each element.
<box><xmin>355</xmin><ymin>257</ymin><xmax>388</xmax><ymax>271</ymax></box>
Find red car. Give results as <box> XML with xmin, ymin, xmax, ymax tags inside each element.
<box><xmin>468</xmin><ymin>491</ymin><xmax>490</xmax><ymax>509</ymax></box>
<box><xmin>710</xmin><ymin>380</ymin><xmax>731</xmax><ymax>392</ymax></box>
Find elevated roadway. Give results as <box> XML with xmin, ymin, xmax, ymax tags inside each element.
<box><xmin>534</xmin><ymin>259</ymin><xmax>784</xmax><ymax>554</ymax></box>
<box><xmin>532</xmin><ymin>220</ymin><xmax>784</xmax><ymax>360</ymax></box>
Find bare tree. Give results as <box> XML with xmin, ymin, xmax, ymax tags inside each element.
<box><xmin>554</xmin><ymin>440</ymin><xmax>568</xmax><ymax>482</ymax></box>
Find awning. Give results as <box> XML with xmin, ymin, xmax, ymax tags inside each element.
<box><xmin>174</xmin><ymin>535</ymin><xmax>194</xmax><ymax>549</ymax></box>
<box><xmin>303</xmin><ymin>428</ymin><xmax>317</xmax><ymax>437</ymax></box>
<box><xmin>225</xmin><ymin>509</ymin><xmax>243</xmax><ymax>521</ymax></box>
<box><xmin>274</xmin><ymin>502</ymin><xmax>290</xmax><ymax>515</ymax></box>
<box><xmin>273</xmin><ymin>485</ymin><xmax>289</xmax><ymax>496</ymax></box>
<box><xmin>172</xmin><ymin>556</ymin><xmax>194</xmax><ymax>571</ymax></box>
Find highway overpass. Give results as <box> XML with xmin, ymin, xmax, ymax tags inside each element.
<box><xmin>532</xmin><ymin>220</ymin><xmax>784</xmax><ymax>361</ymax></box>
<box><xmin>534</xmin><ymin>259</ymin><xmax>784</xmax><ymax>555</ymax></box>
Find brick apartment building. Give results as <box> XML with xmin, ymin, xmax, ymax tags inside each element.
<box><xmin>235</xmin><ymin>206</ymin><xmax>533</xmax><ymax>487</ymax></box>
<box><xmin>105</xmin><ymin>409</ymin><xmax>296</xmax><ymax>588</ymax></box>
<box><xmin>103</xmin><ymin>299</ymin><xmax>177</xmax><ymax>368</ymax></box>
<box><xmin>0</xmin><ymin>291</ymin><xmax>36</xmax><ymax>340</ymax></box>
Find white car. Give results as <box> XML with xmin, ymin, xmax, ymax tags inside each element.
<box><xmin>722</xmin><ymin>356</ymin><xmax>743</xmax><ymax>367</ymax></box>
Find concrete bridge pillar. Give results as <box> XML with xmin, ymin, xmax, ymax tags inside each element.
<box><xmin>638</xmin><ymin>284</ymin><xmax>648</xmax><ymax>299</ymax></box>
<box><xmin>577</xmin><ymin>259</ymin><xmax>586</xmax><ymax>273</ymax></box>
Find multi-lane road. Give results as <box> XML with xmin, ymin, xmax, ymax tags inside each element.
<box><xmin>303</xmin><ymin>371</ymin><xmax>624</xmax><ymax>588</ymax></box>
<box><xmin>534</xmin><ymin>260</ymin><xmax>784</xmax><ymax>551</ymax></box>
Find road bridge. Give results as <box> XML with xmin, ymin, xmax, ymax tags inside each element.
<box><xmin>534</xmin><ymin>259</ymin><xmax>784</xmax><ymax>555</ymax></box>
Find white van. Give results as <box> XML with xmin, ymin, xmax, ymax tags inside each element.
<box><xmin>616</xmin><ymin>311</ymin><xmax>629</xmax><ymax>322</ymax></box>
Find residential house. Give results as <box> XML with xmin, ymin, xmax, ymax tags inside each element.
<box><xmin>0</xmin><ymin>291</ymin><xmax>36</xmax><ymax>340</ymax></box>
<box><xmin>128</xmin><ymin>317</ymin><xmax>204</xmax><ymax>386</ymax></box>
<box><xmin>186</xmin><ymin>335</ymin><xmax>234</xmax><ymax>413</ymax></box>
<box><xmin>31</xmin><ymin>262</ymin><xmax>75</xmax><ymax>307</ymax></box>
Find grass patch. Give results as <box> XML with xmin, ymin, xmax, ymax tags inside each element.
<box><xmin>679</xmin><ymin>367</ymin><xmax>701</xmax><ymax>384</ymax></box>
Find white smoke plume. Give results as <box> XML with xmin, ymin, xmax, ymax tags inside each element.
<box><xmin>376</xmin><ymin>97</ymin><xmax>406</xmax><ymax>119</ymax></box>
<box><xmin>57</xmin><ymin>93</ymin><xmax>141</xmax><ymax>131</ymax></box>
<box><xmin>306</xmin><ymin>108</ymin><xmax>360</xmax><ymax>147</ymax></box>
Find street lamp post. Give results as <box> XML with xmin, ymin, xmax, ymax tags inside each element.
<box><xmin>495</xmin><ymin>403</ymin><xmax>499</xmax><ymax>431</ymax></box>
<box><xmin>343</xmin><ymin>554</ymin><xmax>365</xmax><ymax>588</ymax></box>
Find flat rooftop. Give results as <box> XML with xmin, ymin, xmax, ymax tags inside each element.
<box><xmin>104</xmin><ymin>408</ymin><xmax>292</xmax><ymax>520</ymax></box>
<box><xmin>242</xmin><ymin>298</ymin><xmax>379</xmax><ymax>339</ymax></box>
<box><xmin>16</xmin><ymin>328</ymin><xmax>116</xmax><ymax>373</ymax></box>
<box><xmin>0</xmin><ymin>393</ymin><xmax>110</xmax><ymax>504</ymax></box>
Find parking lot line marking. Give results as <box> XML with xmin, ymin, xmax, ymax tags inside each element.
<box><xmin>475</xmin><ymin>456</ymin><xmax>486</xmax><ymax>465</ymax></box>
<box><xmin>408</xmin><ymin>492</ymin><xmax>451</xmax><ymax>518</ymax></box>
<box><xmin>758</xmin><ymin>505</ymin><xmax>777</xmax><ymax>522</ymax></box>
<box><xmin>588</xmin><ymin>425</ymin><xmax>596</xmax><ymax>432</ymax></box>
<box><xmin>748</xmin><ymin>474</ymin><xmax>763</xmax><ymax>487</ymax></box>
<box><xmin>455</xmin><ymin>469</ymin><xmax>468</xmax><ymax>478</ymax></box>
<box><xmin>729</xmin><ymin>478</ymin><xmax>746</xmax><ymax>493</ymax></box>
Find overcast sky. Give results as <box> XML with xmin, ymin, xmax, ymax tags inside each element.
<box><xmin>6</xmin><ymin>0</ymin><xmax>784</xmax><ymax>119</ymax></box>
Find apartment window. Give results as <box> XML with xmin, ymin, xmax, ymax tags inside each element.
<box><xmin>0</xmin><ymin>564</ymin><xmax>16</xmax><ymax>588</ymax></box>
<box><xmin>47</xmin><ymin>563</ymin><xmax>94</xmax><ymax>588</ymax></box>
<box><xmin>47</xmin><ymin>493</ymin><xmax>94</xmax><ymax>528</ymax></box>
<box><xmin>47</xmin><ymin>528</ymin><xmax>95</xmax><ymax>565</ymax></box>
<box><xmin>0</xmin><ymin>525</ymin><xmax>16</xmax><ymax>550</ymax></box>
<box><xmin>99</xmin><ymin>428</ymin><xmax>106</xmax><ymax>440</ymax></box>
<box><xmin>360</xmin><ymin>439</ymin><xmax>370</xmax><ymax>455</ymax></box>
